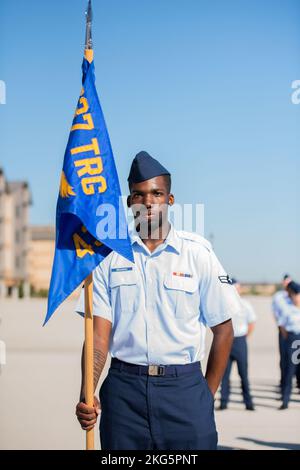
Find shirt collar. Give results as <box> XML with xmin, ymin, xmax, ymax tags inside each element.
<box><xmin>129</xmin><ymin>222</ymin><xmax>181</xmax><ymax>254</ymax></box>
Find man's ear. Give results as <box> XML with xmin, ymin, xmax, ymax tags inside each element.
<box><xmin>168</xmin><ymin>194</ymin><xmax>175</xmax><ymax>206</ymax></box>
<box><xmin>127</xmin><ymin>195</ymin><xmax>131</xmax><ymax>208</ymax></box>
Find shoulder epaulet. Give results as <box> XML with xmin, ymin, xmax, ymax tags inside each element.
<box><xmin>177</xmin><ymin>230</ymin><xmax>212</xmax><ymax>251</ymax></box>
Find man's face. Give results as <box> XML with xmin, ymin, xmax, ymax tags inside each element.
<box><xmin>127</xmin><ymin>176</ymin><xmax>174</xmax><ymax>237</ymax></box>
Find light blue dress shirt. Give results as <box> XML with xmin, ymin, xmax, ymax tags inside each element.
<box><xmin>76</xmin><ymin>224</ymin><xmax>242</xmax><ymax>365</ymax></box>
<box><xmin>231</xmin><ymin>298</ymin><xmax>256</xmax><ymax>337</ymax></box>
<box><xmin>274</xmin><ymin>293</ymin><xmax>300</xmax><ymax>334</ymax></box>
<box><xmin>272</xmin><ymin>290</ymin><xmax>290</xmax><ymax>326</ymax></box>
<box><xmin>282</xmin><ymin>306</ymin><xmax>300</xmax><ymax>334</ymax></box>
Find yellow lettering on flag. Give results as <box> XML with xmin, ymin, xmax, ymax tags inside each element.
<box><xmin>71</xmin><ymin>113</ymin><xmax>94</xmax><ymax>131</ymax></box>
<box><xmin>74</xmin><ymin>157</ymin><xmax>103</xmax><ymax>177</ymax></box>
<box><xmin>81</xmin><ymin>176</ymin><xmax>107</xmax><ymax>195</ymax></box>
<box><xmin>75</xmin><ymin>97</ymin><xmax>89</xmax><ymax>116</ymax></box>
<box><xmin>80</xmin><ymin>225</ymin><xmax>103</xmax><ymax>247</ymax></box>
<box><xmin>71</xmin><ymin>138</ymin><xmax>100</xmax><ymax>156</ymax></box>
<box><xmin>73</xmin><ymin>233</ymin><xmax>95</xmax><ymax>258</ymax></box>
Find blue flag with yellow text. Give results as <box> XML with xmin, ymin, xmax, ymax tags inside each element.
<box><xmin>44</xmin><ymin>50</ymin><xmax>133</xmax><ymax>325</ymax></box>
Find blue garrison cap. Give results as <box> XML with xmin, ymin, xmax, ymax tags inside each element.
<box><xmin>128</xmin><ymin>151</ymin><xmax>170</xmax><ymax>185</ymax></box>
<box><xmin>287</xmin><ymin>281</ymin><xmax>300</xmax><ymax>295</ymax></box>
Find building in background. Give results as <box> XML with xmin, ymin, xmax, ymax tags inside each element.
<box><xmin>0</xmin><ymin>168</ymin><xmax>32</xmax><ymax>297</ymax></box>
<box><xmin>28</xmin><ymin>226</ymin><xmax>55</xmax><ymax>294</ymax></box>
<box><xmin>29</xmin><ymin>225</ymin><xmax>81</xmax><ymax>299</ymax></box>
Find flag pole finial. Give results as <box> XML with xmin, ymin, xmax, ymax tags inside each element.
<box><xmin>85</xmin><ymin>0</ymin><xmax>93</xmax><ymax>50</ymax></box>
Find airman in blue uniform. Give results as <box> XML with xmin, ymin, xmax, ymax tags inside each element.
<box><xmin>275</xmin><ymin>281</ymin><xmax>300</xmax><ymax>409</ymax></box>
<box><xmin>272</xmin><ymin>274</ymin><xmax>292</xmax><ymax>391</ymax></box>
<box><xmin>219</xmin><ymin>279</ymin><xmax>256</xmax><ymax>410</ymax></box>
<box><xmin>75</xmin><ymin>151</ymin><xmax>242</xmax><ymax>450</ymax></box>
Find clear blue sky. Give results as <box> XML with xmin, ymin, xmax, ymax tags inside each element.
<box><xmin>0</xmin><ymin>0</ymin><xmax>299</xmax><ymax>282</ymax></box>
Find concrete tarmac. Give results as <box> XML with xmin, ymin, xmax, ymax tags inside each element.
<box><xmin>0</xmin><ymin>296</ymin><xmax>299</xmax><ymax>450</ymax></box>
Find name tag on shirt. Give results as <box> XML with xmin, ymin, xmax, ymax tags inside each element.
<box><xmin>111</xmin><ymin>267</ymin><xmax>133</xmax><ymax>273</ymax></box>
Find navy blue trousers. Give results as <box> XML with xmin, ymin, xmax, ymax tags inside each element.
<box><xmin>281</xmin><ymin>332</ymin><xmax>300</xmax><ymax>406</ymax></box>
<box><xmin>220</xmin><ymin>336</ymin><xmax>253</xmax><ymax>408</ymax></box>
<box><xmin>280</xmin><ymin>330</ymin><xmax>300</xmax><ymax>392</ymax></box>
<box><xmin>99</xmin><ymin>360</ymin><xmax>218</xmax><ymax>450</ymax></box>
<box><xmin>279</xmin><ymin>330</ymin><xmax>288</xmax><ymax>389</ymax></box>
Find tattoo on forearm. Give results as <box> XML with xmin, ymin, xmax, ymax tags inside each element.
<box><xmin>93</xmin><ymin>348</ymin><xmax>107</xmax><ymax>391</ymax></box>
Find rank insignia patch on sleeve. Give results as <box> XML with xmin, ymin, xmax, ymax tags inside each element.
<box><xmin>218</xmin><ymin>275</ymin><xmax>233</xmax><ymax>285</ymax></box>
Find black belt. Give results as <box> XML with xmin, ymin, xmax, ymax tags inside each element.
<box><xmin>110</xmin><ymin>357</ymin><xmax>201</xmax><ymax>377</ymax></box>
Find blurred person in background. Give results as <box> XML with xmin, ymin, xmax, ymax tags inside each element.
<box><xmin>219</xmin><ymin>278</ymin><xmax>256</xmax><ymax>411</ymax></box>
<box><xmin>277</xmin><ymin>281</ymin><xmax>300</xmax><ymax>410</ymax></box>
<box><xmin>272</xmin><ymin>274</ymin><xmax>293</xmax><ymax>392</ymax></box>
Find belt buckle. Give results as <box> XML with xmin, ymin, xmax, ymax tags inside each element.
<box><xmin>148</xmin><ymin>365</ymin><xmax>165</xmax><ymax>376</ymax></box>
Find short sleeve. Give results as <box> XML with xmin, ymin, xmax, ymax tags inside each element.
<box><xmin>272</xmin><ymin>291</ymin><xmax>286</xmax><ymax>323</ymax></box>
<box><xmin>75</xmin><ymin>265</ymin><xmax>112</xmax><ymax>322</ymax></box>
<box><xmin>275</xmin><ymin>294</ymin><xmax>293</xmax><ymax>327</ymax></box>
<box><xmin>200</xmin><ymin>250</ymin><xmax>242</xmax><ymax>328</ymax></box>
<box><xmin>272</xmin><ymin>295</ymin><xmax>281</xmax><ymax>322</ymax></box>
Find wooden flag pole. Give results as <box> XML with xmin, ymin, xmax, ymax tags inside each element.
<box><xmin>84</xmin><ymin>273</ymin><xmax>94</xmax><ymax>450</ymax></box>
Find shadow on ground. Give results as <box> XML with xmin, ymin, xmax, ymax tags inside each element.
<box><xmin>238</xmin><ymin>437</ymin><xmax>300</xmax><ymax>450</ymax></box>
